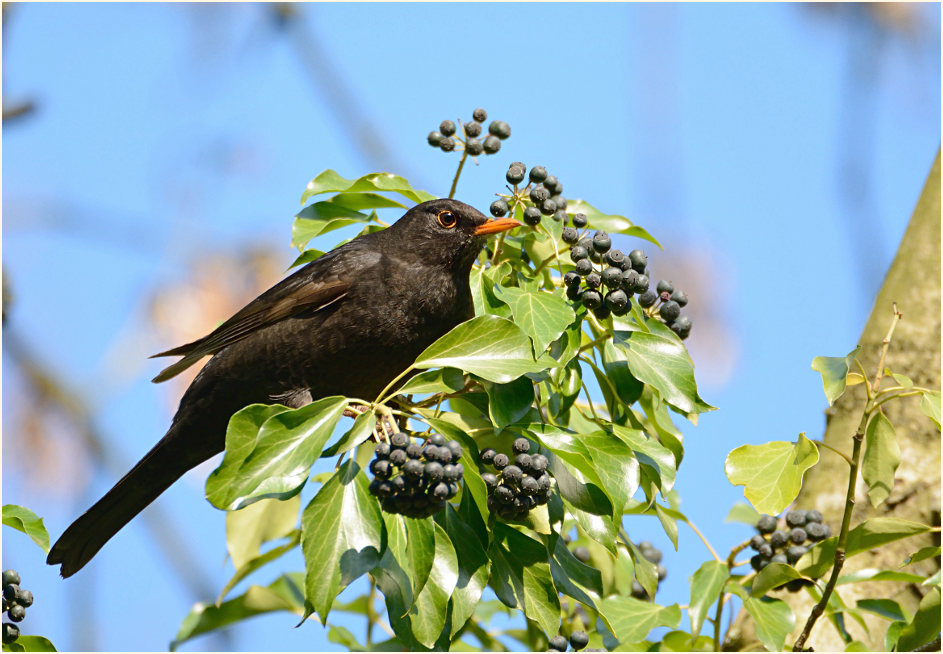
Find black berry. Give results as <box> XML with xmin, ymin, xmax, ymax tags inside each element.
<box><xmin>530</xmin><ymin>186</ymin><xmax>550</xmax><ymax>205</ymax></box>
<box><xmin>440</xmin><ymin>120</ymin><xmax>456</xmax><ymax>136</ymax></box>
<box><xmin>628</xmin><ymin>249</ymin><xmax>647</xmax><ymax>272</ymax></box>
<box><xmin>523</xmin><ymin>206</ymin><xmax>542</xmax><ymax>226</ymax></box>
<box><xmin>552</xmin><ymin>210</ymin><xmax>568</xmax><ymax>222</ymax></box>
<box><xmin>562</xmin><ymin>227</ymin><xmax>579</xmax><ymax>244</ymax></box>
<box><xmin>790</xmin><ymin>527</ymin><xmax>807</xmax><ymax>544</ymax></box>
<box><xmin>549</xmin><ymin>635</ymin><xmax>568</xmax><ymax>651</ymax></box>
<box><xmin>592</xmin><ymin>231</ymin><xmax>611</xmax><ymax>254</ymax></box>
<box><xmin>669</xmin><ymin>316</ymin><xmax>692</xmax><ymax>340</ymax></box>
<box><xmin>638</xmin><ymin>290</ymin><xmax>657</xmax><ymax>308</ymax></box>
<box><xmin>1</xmin><ymin>572</ymin><xmax>19</xmax><ymax>588</ymax></box>
<box><xmin>488</xmin><ymin>120</ymin><xmax>511</xmax><ymax>139</ymax></box>
<box><xmin>756</xmin><ymin>515</ymin><xmax>778</xmax><ymax>534</ymax></box>
<box><xmin>656</xmin><ymin>280</ymin><xmax>674</xmax><ymax>295</ymax></box>
<box><xmin>7</xmin><ymin>604</ymin><xmax>25</xmax><ymax>622</ymax></box>
<box><xmin>786</xmin><ymin>510</ymin><xmax>807</xmax><ymax>527</ymax></box>
<box><xmin>805</xmin><ymin>510</ymin><xmax>824</xmax><ymax>524</ymax></box>
<box><xmin>581</xmin><ymin>290</ymin><xmax>602</xmax><ymax>309</ymax></box>
<box><xmin>605</xmin><ymin>289</ymin><xmax>629</xmax><ymax>313</ymax></box>
<box><xmin>544</xmin><ymin>175</ymin><xmax>562</xmax><ymax>196</ymax></box>
<box><xmin>482</xmin><ymin>135</ymin><xmax>501</xmax><ymax>154</ymax></box>
<box><xmin>493</xmin><ymin>453</ymin><xmax>509</xmax><ymax>470</ymax></box>
<box><xmin>659</xmin><ymin>300</ymin><xmax>681</xmax><ymax>322</ymax></box>
<box><xmin>786</xmin><ymin>545</ymin><xmax>808</xmax><ymax>564</ymax></box>
<box><xmin>575</xmin><ymin>259</ymin><xmax>593</xmax><ymax>276</ymax></box>
<box><xmin>572</xmin><ymin>213</ymin><xmax>587</xmax><ymax>228</ymax></box>
<box><xmin>464</xmin><ymin>121</ymin><xmax>482</xmax><ymax>137</ymax></box>
<box><xmin>482</xmin><ymin>472</ymin><xmax>498</xmax><ymax>490</ymax></box>
<box><xmin>427</xmin><ymin>131</ymin><xmax>442</xmax><ymax>147</ymax></box>
<box><xmin>490</xmin><ymin>199</ymin><xmax>509</xmax><ymax>217</ymax></box>
<box><xmin>2</xmin><ymin>623</ymin><xmax>19</xmax><ymax>645</ymax></box>
<box><xmin>472</xmin><ymin>108</ymin><xmax>488</xmax><ymax>122</ymax></box>
<box><xmin>480</xmin><ymin>448</ymin><xmax>497</xmax><ymax>465</ymax></box>
<box><xmin>806</xmin><ymin>522</ymin><xmax>831</xmax><ymax>541</ymax></box>
<box><xmin>465</xmin><ymin>138</ymin><xmax>484</xmax><ymax>156</ymax></box>
<box><xmin>506</xmin><ymin>163</ymin><xmax>526</xmax><ymax>185</ymax></box>
<box><xmin>585</xmin><ymin>272</ymin><xmax>602</xmax><ymax>290</ymax></box>
<box><xmin>670</xmin><ymin>290</ymin><xmax>688</xmax><ymax>307</ymax></box>
<box><xmin>770</xmin><ymin>530</ymin><xmax>789</xmax><ymax>548</ymax></box>
<box><xmin>570</xmin><ymin>631</ymin><xmax>589</xmax><ymax>650</ymax></box>
<box><xmin>529</xmin><ymin>166</ymin><xmax>548</xmax><ymax>184</ymax></box>
<box><xmin>513</xmin><ymin>437</ymin><xmax>531</xmax><ymax>453</ymax></box>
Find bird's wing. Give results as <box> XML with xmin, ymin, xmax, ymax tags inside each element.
<box><xmin>149</xmin><ymin>248</ymin><xmax>358</xmax><ymax>383</ymax></box>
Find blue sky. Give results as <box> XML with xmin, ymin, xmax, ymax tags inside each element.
<box><xmin>2</xmin><ymin>3</ymin><xmax>939</xmax><ymax>651</ymax></box>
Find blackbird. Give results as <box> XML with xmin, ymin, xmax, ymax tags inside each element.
<box><xmin>47</xmin><ymin>198</ymin><xmax>520</xmax><ymax>577</ymax></box>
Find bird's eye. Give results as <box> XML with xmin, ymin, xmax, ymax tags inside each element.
<box><xmin>437</xmin><ymin>210</ymin><xmax>457</xmax><ymax>229</ymax></box>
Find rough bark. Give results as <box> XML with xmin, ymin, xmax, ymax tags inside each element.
<box><xmin>725</xmin><ymin>149</ymin><xmax>941</xmax><ymax>651</ymax></box>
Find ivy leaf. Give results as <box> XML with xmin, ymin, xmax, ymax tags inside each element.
<box><xmin>920</xmin><ymin>390</ymin><xmax>941</xmax><ymax>429</ymax></box>
<box><xmin>837</xmin><ymin>568</ymin><xmax>925</xmax><ymax>585</ymax></box>
<box><xmin>862</xmin><ymin>412</ymin><xmax>900</xmax><ymax>507</ymax></box>
<box><xmin>324</xmin><ymin>192</ymin><xmax>408</xmax><ymax>210</ymax></box>
<box><xmin>901</xmin><ymin>546</ymin><xmax>941</xmax><ymax>567</ymax></box>
<box><xmin>612</xmin><ymin>330</ymin><xmax>714</xmax><ymax>417</ymax></box>
<box><xmin>895</xmin><ymin>587</ymin><xmax>941</xmax><ymax>651</ymax></box>
<box><xmin>580</xmin><ymin>431</ymin><xmax>641</xmax><ymax>519</ymax></box>
<box><xmin>225</xmin><ymin>496</ymin><xmax>300</xmax><ymax>570</ymax></box>
<box><xmin>2</xmin><ymin>504</ymin><xmax>50</xmax><ymax>554</ymax></box>
<box><xmin>438</xmin><ymin>499</ymin><xmax>490</xmax><ymax>637</ymax></box>
<box><xmin>751</xmin><ymin>562</ymin><xmax>804</xmax><ymax>597</ymax></box>
<box><xmin>291</xmin><ymin>202</ymin><xmax>373</xmax><ymax>250</ymax></box>
<box><xmin>727</xmin><ymin>583</ymin><xmax>795</xmax><ymax>652</ymax></box>
<box><xmin>468</xmin><ymin>262</ymin><xmax>512</xmax><ymax>319</ymax></box>
<box><xmin>411</xmin><ymin>522</ymin><xmax>459</xmax><ymax>648</ymax></box>
<box><xmin>811</xmin><ymin>347</ymin><xmax>861</xmax><ymax>406</ymax></box>
<box><xmin>724</xmin><ymin>434</ymin><xmax>819</xmax><ymax>515</ymax></box>
<box><xmin>855</xmin><ymin>598</ymin><xmax>908</xmax><ymax>622</ymax></box>
<box><xmin>601</xmin><ymin>340</ymin><xmax>644</xmax><ymax>408</ymax></box>
<box><xmin>321</xmin><ymin>409</ymin><xmax>376</xmax><ymax>459</ymax></box>
<box><xmin>494</xmin><ymin>525</ymin><xmax>561</xmax><ymax>638</ymax></box>
<box><xmin>547</xmin><ymin>534</ymin><xmax>603</xmax><ymax>609</ymax></box>
<box><xmin>482</xmin><ymin>376</ymin><xmax>535</xmax><ymax>432</ymax></box>
<box><xmin>799</xmin><ymin>518</ymin><xmax>933</xmax><ymax>578</ymax></box>
<box><xmin>595</xmin><ymin>596</ymin><xmax>681</xmax><ymax>643</ymax></box>
<box><xmin>301</xmin><ymin>460</ymin><xmax>384</xmax><ymax>623</ymax></box>
<box><xmin>3</xmin><ymin>636</ymin><xmax>56</xmax><ymax>652</ymax></box>
<box><xmin>610</xmin><ymin>424</ymin><xmax>677</xmax><ymax>493</ymax></box>
<box><xmin>687</xmin><ymin>561</ymin><xmax>729</xmax><ymax>638</ymax></box>
<box><xmin>414</xmin><ymin>315</ymin><xmax>550</xmax><ymax>384</ymax></box>
<box><xmin>206</xmin><ymin>397</ymin><xmax>348</xmax><ymax>511</ymax></box>
<box><xmin>171</xmin><ymin>574</ymin><xmax>305</xmax><ymax>650</ymax></box>
<box><xmin>493</xmin><ymin>286</ymin><xmax>575</xmax><ymax>354</ymax></box>
<box><xmin>394</xmin><ymin>368</ymin><xmax>465</xmax><ymax>396</ymax></box>
<box><xmin>564</xmin><ymin>199</ymin><xmax>663</xmax><ymax>249</ymax></box>
<box><xmin>300</xmin><ymin>170</ymin><xmax>435</xmax><ymax>205</ymax></box>
<box><xmin>403</xmin><ymin>516</ymin><xmax>436</xmax><ymax>605</ymax></box>
<box><xmin>725</xmin><ymin>502</ymin><xmax>762</xmax><ymax>526</ymax></box>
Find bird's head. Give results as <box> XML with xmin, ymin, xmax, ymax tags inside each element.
<box><xmin>388</xmin><ymin>198</ymin><xmax>521</xmax><ymax>273</ymax></box>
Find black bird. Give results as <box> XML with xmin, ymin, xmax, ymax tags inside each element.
<box><xmin>47</xmin><ymin>198</ymin><xmax>520</xmax><ymax>578</ymax></box>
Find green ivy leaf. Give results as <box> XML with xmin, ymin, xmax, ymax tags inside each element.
<box><xmin>324</xmin><ymin>192</ymin><xmax>408</xmax><ymax>210</ymax></box>
<box><xmin>438</xmin><ymin>500</ymin><xmax>490</xmax><ymax>637</ymax></box>
<box><xmin>837</xmin><ymin>568</ymin><xmax>925</xmax><ymax>585</ymax></box>
<box><xmin>547</xmin><ymin>534</ymin><xmax>603</xmax><ymax>610</ymax></box>
<box><xmin>920</xmin><ymin>390</ymin><xmax>941</xmax><ymax>429</ymax></box>
<box><xmin>291</xmin><ymin>202</ymin><xmax>373</xmax><ymax>250</ymax></box>
<box><xmin>2</xmin><ymin>636</ymin><xmax>56</xmax><ymax>652</ymax></box>
<box><xmin>321</xmin><ymin>409</ymin><xmax>376</xmax><ymax>459</ymax></box>
<box><xmin>300</xmin><ymin>170</ymin><xmax>435</xmax><ymax>206</ymax></box>
<box><xmin>482</xmin><ymin>376</ymin><xmax>535</xmax><ymax>432</ymax></box>
<box><xmin>2</xmin><ymin>504</ymin><xmax>50</xmax><ymax>554</ymax></box>
<box><xmin>811</xmin><ymin>347</ymin><xmax>861</xmax><ymax>406</ymax></box>
<box><xmin>411</xmin><ymin>522</ymin><xmax>459</xmax><ymax>648</ymax></box>
<box><xmin>610</xmin><ymin>424</ymin><xmax>677</xmax><ymax>493</ymax></box>
<box><xmin>402</xmin><ymin>516</ymin><xmax>436</xmax><ymax>606</ymax></box>
<box><xmin>724</xmin><ymin>434</ymin><xmax>819</xmax><ymax>515</ymax></box>
<box><xmin>497</xmin><ymin>525</ymin><xmax>561</xmax><ymax>638</ymax></box>
<box><xmin>725</xmin><ymin>502</ymin><xmax>762</xmax><ymax>526</ymax></box>
<box><xmin>612</xmin><ymin>330</ymin><xmax>714</xmax><ymax>417</ymax></box>
<box><xmin>901</xmin><ymin>545</ymin><xmax>941</xmax><ymax>567</ymax></box>
<box><xmin>171</xmin><ymin>574</ymin><xmax>305</xmax><ymax>650</ymax></box>
<box><xmin>225</xmin><ymin>496</ymin><xmax>300</xmax><ymax>570</ymax></box>
<box><xmin>601</xmin><ymin>340</ymin><xmax>645</xmax><ymax>408</ymax></box>
<box><xmin>301</xmin><ymin>460</ymin><xmax>384</xmax><ymax>623</ymax></box>
<box><xmin>217</xmin><ymin>531</ymin><xmax>300</xmax><ymax>604</ymax></box>
<box><xmin>468</xmin><ymin>262</ymin><xmax>512</xmax><ymax>319</ymax></box>
<box><xmin>799</xmin><ymin>518</ymin><xmax>933</xmax><ymax>578</ymax></box>
<box><xmin>564</xmin><ymin>199</ymin><xmax>663</xmax><ymax>249</ymax></box>
<box><xmin>394</xmin><ymin>367</ymin><xmax>465</xmax><ymax>396</ymax></box>
<box><xmin>751</xmin><ymin>562</ymin><xmax>804</xmax><ymax>597</ymax></box>
<box><xmin>727</xmin><ymin>582</ymin><xmax>795</xmax><ymax>652</ymax></box>
<box><xmin>414</xmin><ymin>315</ymin><xmax>550</xmax><ymax>384</ymax></box>
<box><xmin>206</xmin><ymin>397</ymin><xmax>348</xmax><ymax>511</ymax></box>
<box><xmin>581</xmin><ymin>431</ymin><xmax>641</xmax><ymax>519</ymax></box>
<box><xmin>855</xmin><ymin>598</ymin><xmax>909</xmax><ymax>622</ymax></box>
<box><xmin>654</xmin><ymin>504</ymin><xmax>679</xmax><ymax>551</ymax></box>
<box><xmin>862</xmin><ymin>412</ymin><xmax>901</xmax><ymax>507</ymax></box>
<box><xmin>493</xmin><ymin>286</ymin><xmax>575</xmax><ymax>354</ymax></box>
<box><xmin>687</xmin><ymin>560</ymin><xmax>729</xmax><ymax>638</ymax></box>
<box><xmin>895</xmin><ymin>587</ymin><xmax>940</xmax><ymax>651</ymax></box>
<box><xmin>595</xmin><ymin>596</ymin><xmax>681</xmax><ymax>643</ymax></box>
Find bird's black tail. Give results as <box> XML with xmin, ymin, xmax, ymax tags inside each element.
<box><xmin>46</xmin><ymin>420</ymin><xmax>217</xmax><ymax>578</ymax></box>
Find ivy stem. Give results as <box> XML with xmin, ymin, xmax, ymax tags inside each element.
<box><xmin>365</xmin><ymin>577</ymin><xmax>378</xmax><ymax>648</ymax></box>
<box><xmin>792</xmin><ymin>306</ymin><xmax>901</xmax><ymax>651</ymax></box>
<box><xmin>713</xmin><ymin>538</ymin><xmax>750</xmax><ymax>651</ymax></box>
<box><xmin>448</xmin><ymin>149</ymin><xmax>469</xmax><ymax>199</ymax></box>
<box><xmin>810</xmin><ymin>439</ymin><xmax>854</xmax><ymax>466</ymax></box>
<box><xmin>682</xmin><ymin>516</ymin><xmax>723</xmax><ymax>564</ymax></box>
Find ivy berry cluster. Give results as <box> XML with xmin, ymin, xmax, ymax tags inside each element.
<box><xmin>562</xmin><ymin>227</ymin><xmax>692</xmax><ymax>339</ymax></box>
<box><xmin>548</xmin><ymin>630</ymin><xmax>591</xmax><ymax>652</ymax></box>
<box><xmin>750</xmin><ymin>509</ymin><xmax>832</xmax><ymax>591</ymax></box>
<box><xmin>629</xmin><ymin>540</ymin><xmax>668</xmax><ymax>599</ymax></box>
<box><xmin>2</xmin><ymin>569</ymin><xmax>33</xmax><ymax>645</ymax></box>
<box><xmin>490</xmin><ymin>162</ymin><xmax>569</xmax><ymax>227</ymax></box>
<box><xmin>368</xmin><ymin>432</ymin><xmax>465</xmax><ymax>518</ymax></box>
<box><xmin>427</xmin><ymin>108</ymin><xmax>510</xmax><ymax>157</ymax></box>
<box><xmin>480</xmin><ymin>438</ymin><xmax>553</xmax><ymax>521</ymax></box>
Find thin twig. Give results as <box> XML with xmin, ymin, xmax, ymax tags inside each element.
<box><xmin>448</xmin><ymin>149</ymin><xmax>468</xmax><ymax>199</ymax></box>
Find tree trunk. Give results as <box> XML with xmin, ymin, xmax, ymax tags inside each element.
<box><xmin>725</xmin><ymin>149</ymin><xmax>941</xmax><ymax>651</ymax></box>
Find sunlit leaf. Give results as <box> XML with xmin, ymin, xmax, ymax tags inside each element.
<box><xmin>687</xmin><ymin>560</ymin><xmax>729</xmax><ymax>638</ymax></box>
<box><xmin>895</xmin><ymin>587</ymin><xmax>940</xmax><ymax>651</ymax></box>
<box><xmin>751</xmin><ymin>562</ymin><xmax>803</xmax><ymax>597</ymax></box>
<box><xmin>225</xmin><ymin>496</ymin><xmax>300</xmax><ymax>570</ymax></box>
<box><xmin>920</xmin><ymin>390</ymin><xmax>941</xmax><ymax>429</ymax></box>
<box><xmin>2</xmin><ymin>504</ymin><xmax>50</xmax><ymax>554</ymax></box>
<box><xmin>300</xmin><ymin>169</ymin><xmax>435</xmax><ymax>205</ymax></box>
<box><xmin>725</xmin><ymin>502</ymin><xmax>762</xmax><ymax>526</ymax></box>
<box><xmin>411</xmin><ymin>522</ymin><xmax>459</xmax><ymax>648</ymax></box>
<box><xmin>394</xmin><ymin>367</ymin><xmax>465</xmax><ymax>396</ymax></box>
<box><xmin>724</xmin><ymin>434</ymin><xmax>819</xmax><ymax>515</ymax></box>
<box><xmin>494</xmin><ymin>285</ymin><xmax>575</xmax><ymax>354</ymax></box>
<box><xmin>727</xmin><ymin>582</ymin><xmax>795</xmax><ymax>652</ymax></box>
<box><xmin>596</xmin><ymin>596</ymin><xmax>681</xmax><ymax>643</ymax></box>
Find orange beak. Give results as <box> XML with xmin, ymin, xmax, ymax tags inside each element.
<box><xmin>473</xmin><ymin>217</ymin><xmax>522</xmax><ymax>236</ymax></box>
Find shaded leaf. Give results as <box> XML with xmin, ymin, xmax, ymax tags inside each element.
<box><xmin>855</xmin><ymin>598</ymin><xmax>908</xmax><ymax>622</ymax></box>
<box><xmin>482</xmin><ymin>376</ymin><xmax>535</xmax><ymax>432</ymax></box>
<box><xmin>171</xmin><ymin>574</ymin><xmax>305</xmax><ymax>650</ymax></box>
<box><xmin>2</xmin><ymin>504</ymin><xmax>50</xmax><ymax>554</ymax></box>
<box><xmin>811</xmin><ymin>347</ymin><xmax>860</xmax><ymax>406</ymax></box>
<box><xmin>862</xmin><ymin>412</ymin><xmax>900</xmax><ymax>507</ymax></box>
<box><xmin>727</xmin><ymin>582</ymin><xmax>795</xmax><ymax>652</ymax></box>
<box><xmin>896</xmin><ymin>587</ymin><xmax>940</xmax><ymax>651</ymax></box>
<box><xmin>218</xmin><ymin>531</ymin><xmax>300</xmax><ymax>604</ymax></box>
<box><xmin>687</xmin><ymin>561</ymin><xmax>729</xmax><ymax>638</ymax></box>
<box><xmin>394</xmin><ymin>368</ymin><xmax>465</xmax><ymax>396</ymax></box>
<box><xmin>611</xmin><ymin>424</ymin><xmax>677</xmax><ymax>493</ymax></box>
<box><xmin>321</xmin><ymin>409</ymin><xmax>376</xmax><ymax>459</ymax></box>
<box><xmin>301</xmin><ymin>460</ymin><xmax>383</xmax><ymax>623</ymax></box>
<box><xmin>225</xmin><ymin>495</ymin><xmax>300</xmax><ymax>569</ymax></box>
<box><xmin>411</xmin><ymin>522</ymin><xmax>459</xmax><ymax>648</ymax></box>
<box><xmin>751</xmin><ymin>562</ymin><xmax>803</xmax><ymax>597</ymax></box>
<box><xmin>291</xmin><ymin>202</ymin><xmax>373</xmax><ymax>250</ymax></box>
<box><xmin>724</xmin><ymin>434</ymin><xmax>819</xmax><ymax>515</ymax></box>
<box><xmin>725</xmin><ymin>502</ymin><xmax>762</xmax><ymax>526</ymax></box>
<box><xmin>439</xmin><ymin>500</ymin><xmax>490</xmax><ymax>637</ymax></box>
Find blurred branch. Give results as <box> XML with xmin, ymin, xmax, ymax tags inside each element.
<box><xmin>2</xmin><ymin>100</ymin><xmax>36</xmax><ymax>123</ymax></box>
<box><xmin>2</xmin><ymin>329</ymin><xmax>221</xmax><ymax>605</ymax></box>
<box><xmin>271</xmin><ymin>3</ymin><xmax>423</xmax><ymax>186</ymax></box>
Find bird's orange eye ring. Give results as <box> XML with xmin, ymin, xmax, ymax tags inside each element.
<box><xmin>437</xmin><ymin>210</ymin><xmax>457</xmax><ymax>229</ymax></box>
